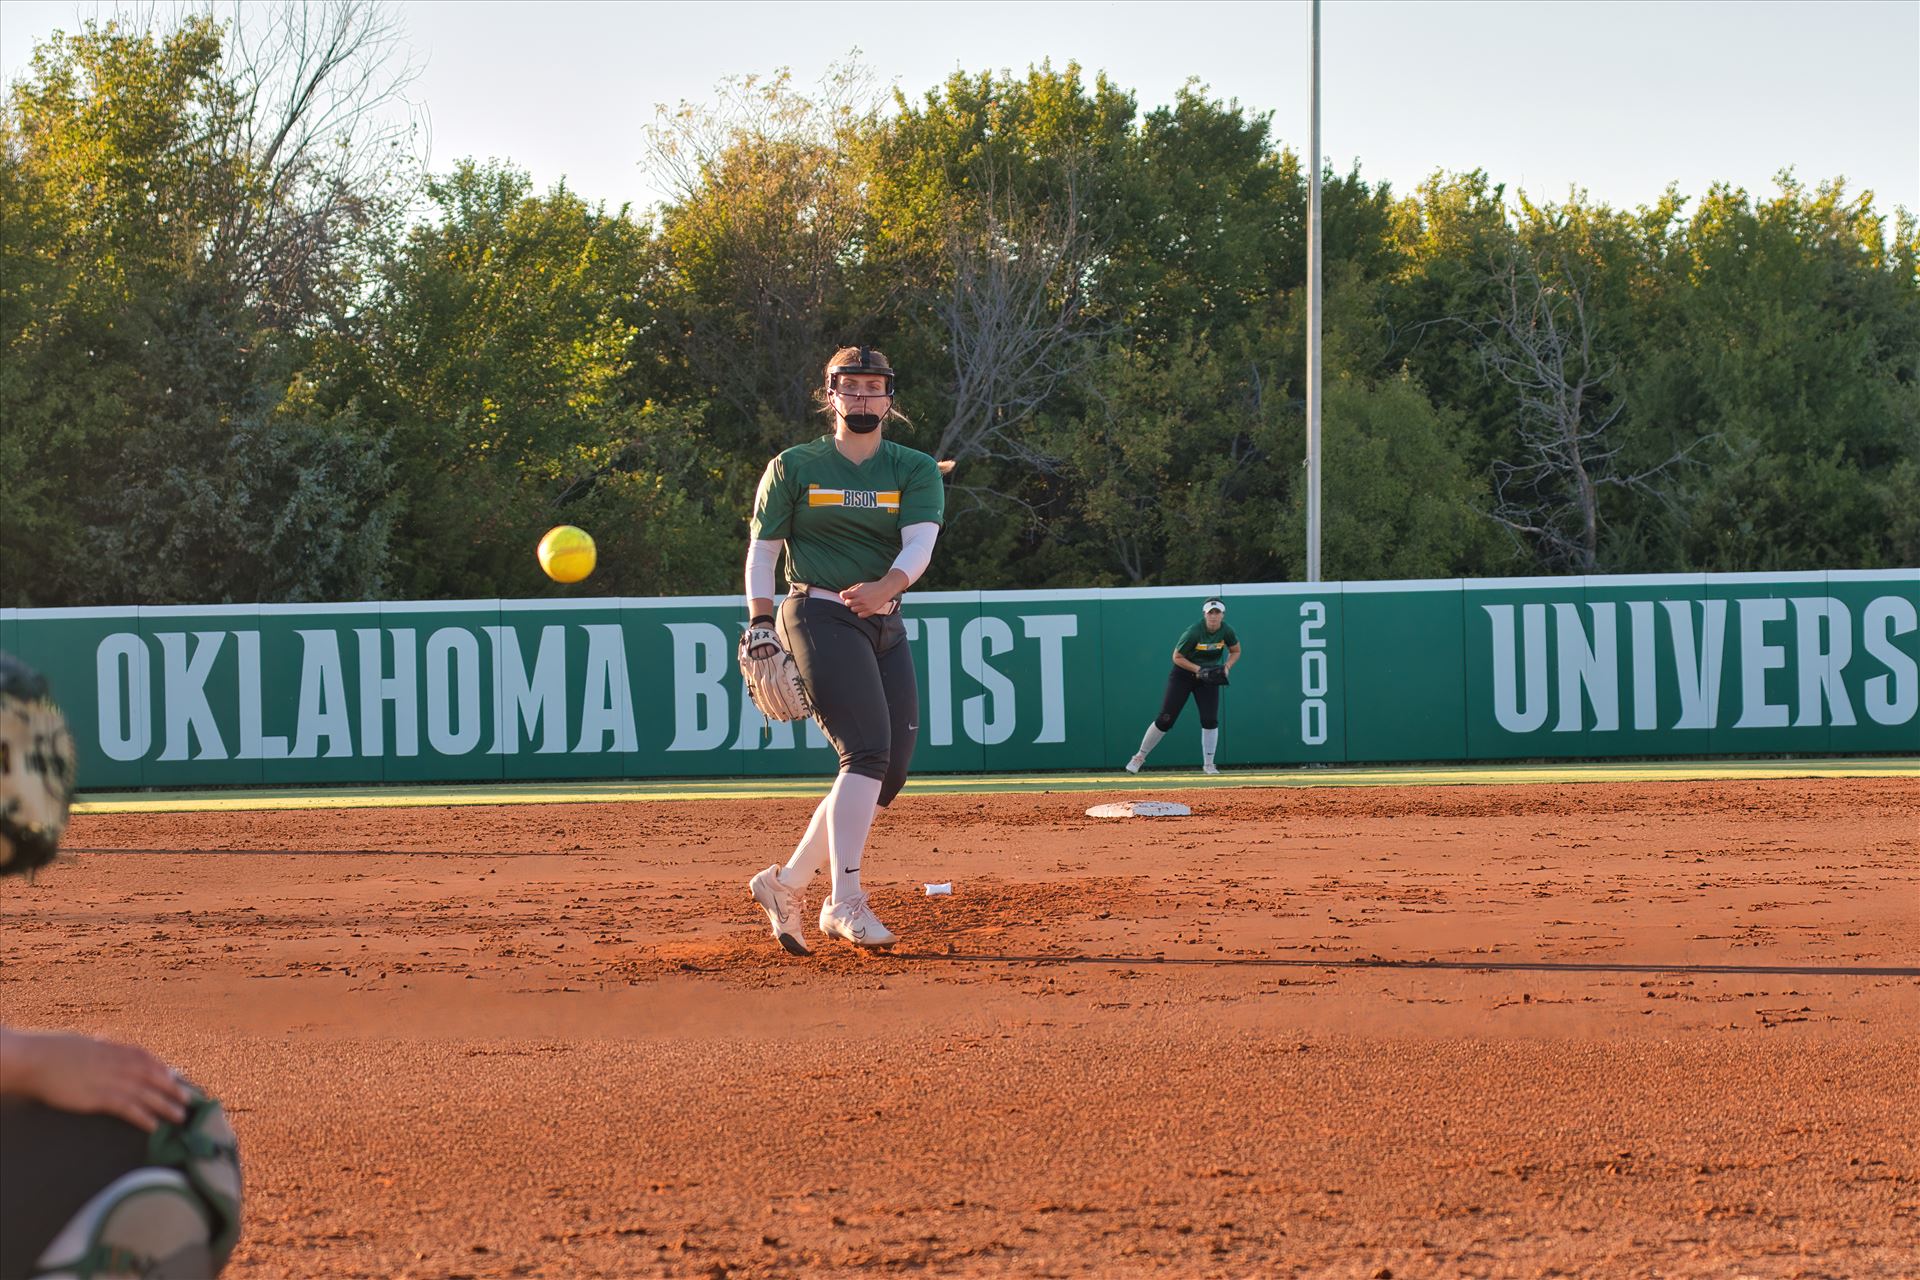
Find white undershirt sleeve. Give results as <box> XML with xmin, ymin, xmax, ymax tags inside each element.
<box><xmin>890</xmin><ymin>522</ymin><xmax>940</xmax><ymax>588</ymax></box>
<box><xmin>745</xmin><ymin>538</ymin><xmax>783</xmax><ymax>606</ymax></box>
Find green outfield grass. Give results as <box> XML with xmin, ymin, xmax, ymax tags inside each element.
<box><xmin>70</xmin><ymin>757</ymin><xmax>1918</xmax><ymax>814</ymax></box>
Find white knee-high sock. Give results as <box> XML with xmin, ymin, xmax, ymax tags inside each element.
<box><xmin>1137</xmin><ymin>724</ymin><xmax>1166</xmax><ymax>757</ymax></box>
<box><xmin>778</xmin><ymin>793</ymin><xmax>833</xmax><ymax>889</ymax></box>
<box><xmin>1201</xmin><ymin>727</ymin><xmax>1219</xmax><ymax>766</ymax></box>
<box><xmin>825</xmin><ymin>771</ymin><xmax>883</xmax><ymax>903</ymax></box>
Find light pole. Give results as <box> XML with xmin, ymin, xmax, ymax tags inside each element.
<box><xmin>1306</xmin><ymin>0</ymin><xmax>1323</xmax><ymax>583</ymax></box>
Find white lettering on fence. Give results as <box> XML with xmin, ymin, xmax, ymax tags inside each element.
<box><xmin>66</xmin><ymin>589</ymin><xmax>1911</xmax><ymax>770</ymax></box>
<box><xmin>426</xmin><ymin>627</ymin><xmax>483</xmax><ymax>755</ymax></box>
<box><xmin>912</xmin><ymin>616</ymin><xmax>954</xmax><ymax>747</ymax></box>
<box><xmin>1486</xmin><ymin>604</ymin><xmax>1550</xmax><ymax>733</ymax></box>
<box><xmin>960</xmin><ymin>616</ymin><xmax>1016</xmax><ymax>746</ymax></box>
<box><xmin>664</xmin><ymin>622</ymin><xmax>729</xmax><ymax>752</ymax></box>
<box><xmin>1299</xmin><ymin>601</ymin><xmax>1330</xmax><ymax>745</ymax></box>
<box><xmin>1791</xmin><ymin>599</ymin><xmax>1854</xmax><ymax>728</ymax></box>
<box><xmin>1863</xmin><ymin>597</ymin><xmax>1917</xmax><ymax>725</ymax></box>
<box><xmin>1734</xmin><ymin>599</ymin><xmax>1790</xmax><ymax>729</ymax></box>
<box><xmin>357</xmin><ymin>628</ymin><xmax>419</xmax><ymax>757</ymax></box>
<box><xmin>1628</xmin><ymin>602</ymin><xmax>1658</xmax><ymax>730</ymax></box>
<box><xmin>235</xmin><ymin>630</ymin><xmax>271</xmax><ymax>759</ymax></box>
<box><xmin>1668</xmin><ymin>600</ymin><xmax>1728</xmax><ymax>730</ymax></box>
<box><xmin>95</xmin><ymin>632</ymin><xmax>151</xmax><ymax>762</ymax></box>
<box><xmin>575</xmin><ymin>624</ymin><xmax>637</xmax><ymax>753</ymax></box>
<box><xmin>1553</xmin><ymin>603</ymin><xmax>1618</xmax><ymax>733</ymax></box>
<box><xmin>1021</xmin><ymin>614</ymin><xmax>1078</xmax><ymax>745</ymax></box>
<box><xmin>292</xmin><ymin>630</ymin><xmax>353</xmax><ymax>758</ymax></box>
<box><xmin>158</xmin><ymin>631</ymin><xmax>227</xmax><ymax>761</ymax></box>
<box><xmin>486</xmin><ymin>625</ymin><xmax>567</xmax><ymax>754</ymax></box>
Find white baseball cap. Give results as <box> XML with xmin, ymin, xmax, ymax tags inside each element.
<box><xmin>1203</xmin><ymin>598</ymin><xmax>1226</xmax><ymax>615</ymax></box>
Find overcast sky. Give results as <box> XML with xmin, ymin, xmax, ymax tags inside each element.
<box><xmin>5</xmin><ymin>0</ymin><xmax>1916</xmax><ymax>221</ymax></box>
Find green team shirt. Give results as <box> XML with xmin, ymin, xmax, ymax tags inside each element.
<box><xmin>1175</xmin><ymin>621</ymin><xmax>1238</xmax><ymax>666</ymax></box>
<box><xmin>750</xmin><ymin>437</ymin><xmax>945</xmax><ymax>593</ymax></box>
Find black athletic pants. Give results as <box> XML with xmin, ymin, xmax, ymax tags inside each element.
<box><xmin>779</xmin><ymin>592</ymin><xmax>919</xmax><ymax>805</ymax></box>
<box><xmin>1154</xmin><ymin>666</ymin><xmax>1220</xmax><ymax>732</ymax></box>
<box><xmin>0</xmin><ymin>1100</ymin><xmax>151</xmax><ymax>1279</ymax></box>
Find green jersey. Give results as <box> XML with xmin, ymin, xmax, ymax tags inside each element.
<box><xmin>1176</xmin><ymin>620</ymin><xmax>1238</xmax><ymax>666</ymax></box>
<box><xmin>750</xmin><ymin>437</ymin><xmax>945</xmax><ymax>593</ymax></box>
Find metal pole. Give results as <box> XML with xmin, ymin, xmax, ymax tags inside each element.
<box><xmin>1305</xmin><ymin>0</ymin><xmax>1323</xmax><ymax>583</ymax></box>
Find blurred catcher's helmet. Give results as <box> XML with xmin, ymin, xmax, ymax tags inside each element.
<box><xmin>0</xmin><ymin>651</ymin><xmax>77</xmax><ymax>877</ymax></box>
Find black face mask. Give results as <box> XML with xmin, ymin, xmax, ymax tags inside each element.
<box><xmin>842</xmin><ymin>413</ymin><xmax>883</xmax><ymax>434</ymax></box>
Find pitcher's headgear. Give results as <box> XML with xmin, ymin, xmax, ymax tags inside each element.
<box><xmin>826</xmin><ymin>346</ymin><xmax>896</xmax><ymax>395</ymax></box>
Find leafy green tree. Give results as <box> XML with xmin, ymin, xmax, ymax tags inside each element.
<box><xmin>1382</xmin><ymin>170</ymin><xmax>1522</xmax><ymax>477</ymax></box>
<box><xmin>858</xmin><ymin>64</ymin><xmax>1141</xmax><ymax>581</ymax></box>
<box><xmin>10</xmin><ymin>23</ymin><xmax>1912</xmax><ymax>608</ymax></box>
<box><xmin>1112</xmin><ymin>85</ymin><xmax>1295</xmax><ymax>353</ymax></box>
<box><xmin>1</xmin><ymin>17</ymin><xmax>394</xmax><ymax>605</ymax></box>
<box><xmin>1313</xmin><ymin>373</ymin><xmax>1508</xmax><ymax>580</ymax></box>
<box><xmin>1634</xmin><ymin>177</ymin><xmax>1920</xmax><ymax>570</ymax></box>
<box><xmin>641</xmin><ymin>66</ymin><xmax>883</xmax><ymax>462</ymax></box>
<box><xmin>357</xmin><ymin>160</ymin><xmax>735</xmax><ymax>597</ymax></box>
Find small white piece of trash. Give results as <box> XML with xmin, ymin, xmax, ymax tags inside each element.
<box><xmin>924</xmin><ymin>882</ymin><xmax>952</xmax><ymax>896</ymax></box>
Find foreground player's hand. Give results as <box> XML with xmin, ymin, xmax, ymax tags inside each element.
<box><xmin>2</xmin><ymin>1030</ymin><xmax>190</xmax><ymax>1130</ymax></box>
<box><xmin>841</xmin><ymin>573</ymin><xmax>906</xmax><ymax>618</ymax></box>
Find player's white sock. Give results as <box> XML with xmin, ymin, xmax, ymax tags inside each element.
<box><xmin>1201</xmin><ymin>727</ymin><xmax>1219</xmax><ymax>768</ymax></box>
<box><xmin>1137</xmin><ymin>724</ymin><xmax>1166</xmax><ymax>758</ymax></box>
<box><xmin>825</xmin><ymin>771</ymin><xmax>883</xmax><ymax>903</ymax></box>
<box><xmin>779</xmin><ymin>793</ymin><xmax>832</xmax><ymax>889</ymax></box>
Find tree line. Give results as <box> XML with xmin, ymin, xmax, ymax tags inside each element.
<box><xmin>4</xmin><ymin>6</ymin><xmax>1915</xmax><ymax>608</ymax></box>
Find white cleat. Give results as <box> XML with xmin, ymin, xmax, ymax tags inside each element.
<box><xmin>749</xmin><ymin>865</ymin><xmax>811</xmax><ymax>956</ymax></box>
<box><xmin>1125</xmin><ymin>753</ymin><xmax>1145</xmax><ymax>774</ymax></box>
<box><xmin>818</xmin><ymin>892</ymin><xmax>897</xmax><ymax>948</ymax></box>
<box><xmin>1203</xmin><ymin>763</ymin><xmax>1221</xmax><ymax>776</ymax></box>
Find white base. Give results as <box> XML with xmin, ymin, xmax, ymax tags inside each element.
<box><xmin>1085</xmin><ymin>800</ymin><xmax>1193</xmax><ymax>819</ymax></box>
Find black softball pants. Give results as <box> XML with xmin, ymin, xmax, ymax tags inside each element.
<box><xmin>0</xmin><ymin>1102</ymin><xmax>159</xmax><ymax>1279</ymax></box>
<box><xmin>1154</xmin><ymin>666</ymin><xmax>1221</xmax><ymax>732</ymax></box>
<box><xmin>779</xmin><ymin>593</ymin><xmax>919</xmax><ymax>806</ymax></box>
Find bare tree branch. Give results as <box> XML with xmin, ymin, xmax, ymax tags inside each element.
<box><xmin>211</xmin><ymin>0</ymin><xmax>425</xmax><ymax>330</ymax></box>
<box><xmin>1471</xmin><ymin>243</ymin><xmax>1705</xmax><ymax>573</ymax></box>
<box><xmin>925</xmin><ymin>159</ymin><xmax>1110</xmax><ymax>471</ymax></box>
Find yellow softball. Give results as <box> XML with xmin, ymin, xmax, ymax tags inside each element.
<box><xmin>537</xmin><ymin>525</ymin><xmax>596</xmax><ymax>584</ymax></box>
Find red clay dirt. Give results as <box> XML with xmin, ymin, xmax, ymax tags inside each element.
<box><xmin>3</xmin><ymin>777</ymin><xmax>1916</xmax><ymax>1279</ymax></box>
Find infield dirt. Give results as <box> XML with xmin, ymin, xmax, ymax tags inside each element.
<box><xmin>4</xmin><ymin>777</ymin><xmax>1916</xmax><ymax>1278</ymax></box>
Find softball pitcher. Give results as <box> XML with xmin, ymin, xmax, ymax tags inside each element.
<box><xmin>1125</xmin><ymin>598</ymin><xmax>1241</xmax><ymax>775</ymax></box>
<box><xmin>739</xmin><ymin>347</ymin><xmax>944</xmax><ymax>952</ymax></box>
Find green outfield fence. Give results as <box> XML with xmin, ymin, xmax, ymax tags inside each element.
<box><xmin>3</xmin><ymin>570</ymin><xmax>1914</xmax><ymax>791</ymax></box>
